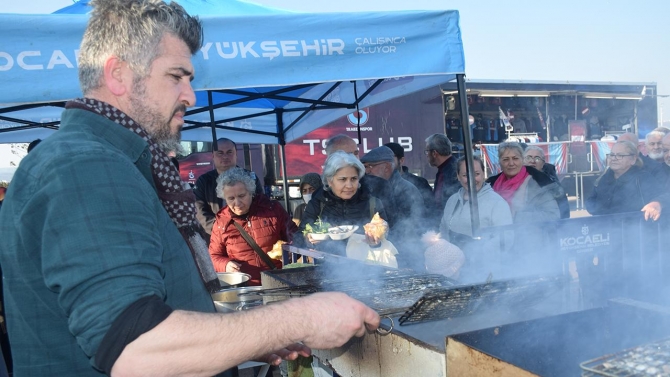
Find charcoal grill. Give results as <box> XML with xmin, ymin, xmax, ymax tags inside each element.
<box><xmin>261</xmin><ymin>260</ymin><xmax>576</xmax><ymax>377</ymax></box>
<box><xmin>580</xmin><ymin>338</ymin><xmax>670</xmax><ymax>376</ymax></box>
<box><xmin>252</xmin><ymin>269</ymin><xmax>455</xmax><ymax>315</ymax></box>
<box><xmin>257</xmin><ymin>263</ymin><xmax>563</xmax><ymax>325</ymax></box>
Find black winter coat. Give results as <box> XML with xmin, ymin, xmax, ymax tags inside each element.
<box><xmin>296</xmin><ymin>187</ymin><xmax>386</xmax><ymax>255</ymax></box>
<box><xmin>586</xmin><ymin>166</ymin><xmax>660</xmax><ymax>216</ymax></box>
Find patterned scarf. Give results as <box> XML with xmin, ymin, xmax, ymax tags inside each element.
<box><xmin>66</xmin><ymin>98</ymin><xmax>221</xmax><ymax>293</ymax></box>
<box><xmin>492</xmin><ymin>166</ymin><xmax>529</xmax><ymax>207</ymax></box>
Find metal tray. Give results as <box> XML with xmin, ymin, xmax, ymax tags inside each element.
<box><xmin>580</xmin><ymin>338</ymin><xmax>670</xmax><ymax>377</ymax></box>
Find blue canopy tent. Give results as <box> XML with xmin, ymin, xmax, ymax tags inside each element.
<box><xmin>0</xmin><ymin>0</ymin><xmax>467</xmax><ymax>144</ymax></box>
<box><xmin>0</xmin><ymin>0</ymin><xmax>478</xmax><ymax>228</ymax></box>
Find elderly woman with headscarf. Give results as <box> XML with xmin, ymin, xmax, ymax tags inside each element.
<box><xmin>292</xmin><ymin>172</ymin><xmax>322</xmax><ymax>226</ymax></box>
<box><xmin>486</xmin><ymin>142</ymin><xmax>562</xmax><ymax>223</ymax></box>
<box><xmin>209</xmin><ymin>167</ymin><xmax>298</xmax><ymax>286</ymax></box>
<box><xmin>586</xmin><ymin>140</ymin><xmax>662</xmax><ymax>217</ymax></box>
<box><xmin>298</xmin><ymin>151</ymin><xmax>388</xmax><ymax>255</ymax></box>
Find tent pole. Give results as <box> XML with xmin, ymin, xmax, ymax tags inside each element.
<box><xmin>276</xmin><ymin>110</ymin><xmax>290</xmax><ymax>212</ymax></box>
<box><xmin>456</xmin><ymin>74</ymin><xmax>480</xmax><ymax>237</ymax></box>
<box><xmin>207</xmin><ymin>91</ymin><xmax>217</xmax><ymax>150</ymax></box>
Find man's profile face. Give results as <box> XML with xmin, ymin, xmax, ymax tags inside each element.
<box><xmin>127</xmin><ymin>34</ymin><xmax>196</xmax><ymax>151</ymax></box>
<box><xmin>213</xmin><ymin>140</ymin><xmax>237</xmax><ymax>172</ymax></box>
<box><xmin>364</xmin><ymin>161</ymin><xmax>391</xmax><ymax>180</ymax></box>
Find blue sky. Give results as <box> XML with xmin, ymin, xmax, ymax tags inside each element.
<box><xmin>2</xmin><ymin>0</ymin><xmax>668</xmax><ymax>119</ymax></box>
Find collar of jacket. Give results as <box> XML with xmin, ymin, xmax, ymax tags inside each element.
<box><xmin>486</xmin><ymin>165</ymin><xmax>552</xmax><ymax>187</ymax></box>
<box><xmin>218</xmin><ymin>194</ymin><xmax>273</xmax><ymax>231</ymax></box>
<box><xmin>594</xmin><ymin>165</ymin><xmax>641</xmax><ymax>187</ymax></box>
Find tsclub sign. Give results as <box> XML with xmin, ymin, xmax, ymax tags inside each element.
<box><xmin>283</xmin><ymin>107</ymin><xmax>416</xmax><ymax>177</ymax></box>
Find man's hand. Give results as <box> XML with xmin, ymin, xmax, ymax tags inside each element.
<box><xmin>642</xmin><ymin>201</ymin><xmax>662</xmax><ymax>221</ymax></box>
<box><xmin>290</xmin><ymin>292</ymin><xmax>380</xmax><ymax>349</ymax></box>
<box><xmin>225</xmin><ymin>261</ymin><xmax>242</xmax><ymax>272</ymax></box>
<box><xmin>257</xmin><ymin>343</ymin><xmax>311</xmax><ymax>366</ymax></box>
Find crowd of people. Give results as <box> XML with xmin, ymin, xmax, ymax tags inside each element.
<box><xmin>195</xmin><ymin>129</ymin><xmax>668</xmax><ymax>284</ymax></box>
<box><xmin>0</xmin><ymin>0</ymin><xmax>668</xmax><ymax>375</ymax></box>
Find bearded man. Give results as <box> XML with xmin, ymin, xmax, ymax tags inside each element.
<box><xmin>0</xmin><ymin>1</ymin><xmax>378</xmax><ymax>375</ymax></box>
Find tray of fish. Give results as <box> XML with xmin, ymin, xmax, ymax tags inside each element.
<box><xmin>580</xmin><ymin>338</ymin><xmax>670</xmax><ymax>376</ymax></box>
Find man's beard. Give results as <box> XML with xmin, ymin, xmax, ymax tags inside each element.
<box><xmin>648</xmin><ymin>151</ymin><xmax>664</xmax><ymax>160</ymax></box>
<box><xmin>128</xmin><ymin>78</ymin><xmax>185</xmax><ymax>155</ymax></box>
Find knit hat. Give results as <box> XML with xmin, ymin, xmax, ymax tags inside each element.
<box><xmin>360</xmin><ymin>146</ymin><xmax>395</xmax><ymax>164</ymax></box>
<box><xmin>384</xmin><ymin>142</ymin><xmax>404</xmax><ymax>159</ymax></box>
<box><xmin>0</xmin><ymin>180</ymin><xmax>8</xmax><ymax>189</ymax></box>
<box><xmin>300</xmin><ymin>172</ymin><xmax>322</xmax><ymax>191</ymax></box>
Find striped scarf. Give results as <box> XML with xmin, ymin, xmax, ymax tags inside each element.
<box><xmin>66</xmin><ymin>98</ymin><xmax>221</xmax><ymax>293</ymax></box>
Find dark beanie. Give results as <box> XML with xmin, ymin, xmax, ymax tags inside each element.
<box><xmin>300</xmin><ymin>172</ymin><xmax>322</xmax><ymax>191</ymax></box>
<box><xmin>384</xmin><ymin>142</ymin><xmax>404</xmax><ymax>159</ymax></box>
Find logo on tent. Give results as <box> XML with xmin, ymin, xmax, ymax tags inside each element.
<box><xmin>347</xmin><ymin>109</ymin><xmax>368</xmax><ymax>126</ymax></box>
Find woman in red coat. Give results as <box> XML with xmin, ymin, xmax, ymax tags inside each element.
<box><xmin>209</xmin><ymin>167</ymin><xmax>298</xmax><ymax>285</ymax></box>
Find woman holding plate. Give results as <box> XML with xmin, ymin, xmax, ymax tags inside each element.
<box><xmin>297</xmin><ymin>151</ymin><xmax>388</xmax><ymax>256</ymax></box>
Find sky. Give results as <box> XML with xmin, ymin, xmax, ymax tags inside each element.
<box><xmin>1</xmin><ymin>0</ymin><xmax>669</xmax><ymax>168</ymax></box>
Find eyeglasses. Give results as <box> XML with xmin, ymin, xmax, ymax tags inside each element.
<box><xmin>523</xmin><ymin>156</ymin><xmax>544</xmax><ymax>163</ymax></box>
<box><xmin>363</xmin><ymin>162</ymin><xmax>386</xmax><ymax>170</ymax></box>
<box><xmin>424</xmin><ymin>149</ymin><xmax>434</xmax><ymax>156</ymax></box>
<box><xmin>606</xmin><ymin>153</ymin><xmax>634</xmax><ymax>160</ymax></box>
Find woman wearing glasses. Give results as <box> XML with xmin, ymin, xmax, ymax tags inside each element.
<box><xmin>523</xmin><ymin>146</ymin><xmax>559</xmax><ymax>183</ymax></box>
<box><xmin>523</xmin><ymin>146</ymin><xmax>570</xmax><ymax>218</ymax></box>
<box><xmin>586</xmin><ymin>140</ymin><xmax>661</xmax><ymax>216</ymax></box>
<box><xmin>486</xmin><ymin>142</ymin><xmax>562</xmax><ymax>223</ymax></box>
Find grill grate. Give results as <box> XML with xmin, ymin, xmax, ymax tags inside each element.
<box><xmin>250</xmin><ymin>270</ymin><xmax>454</xmax><ymax>314</ymax></box>
<box><xmin>580</xmin><ymin>338</ymin><xmax>670</xmax><ymax>377</ymax></box>
<box><xmin>398</xmin><ymin>276</ymin><xmax>565</xmax><ymax>325</ymax></box>
<box><xmin>312</xmin><ymin>271</ymin><xmax>455</xmax><ymax>312</ymax></box>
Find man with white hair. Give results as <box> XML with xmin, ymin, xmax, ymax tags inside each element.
<box><xmin>618</xmin><ymin>132</ymin><xmax>666</xmax><ymax>181</ymax></box>
<box><xmin>645</xmin><ymin>129</ymin><xmax>667</xmax><ymax>163</ymax></box>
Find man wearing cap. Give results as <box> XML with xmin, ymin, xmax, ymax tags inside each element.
<box><xmin>385</xmin><ymin>142</ymin><xmax>434</xmax><ymax>215</ymax></box>
<box><xmin>361</xmin><ymin>146</ymin><xmax>425</xmax><ymax>269</ymax></box>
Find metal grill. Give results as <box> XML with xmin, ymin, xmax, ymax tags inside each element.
<box><xmin>312</xmin><ymin>271</ymin><xmax>455</xmax><ymax>312</ymax></box>
<box><xmin>398</xmin><ymin>275</ymin><xmax>565</xmax><ymax>325</ymax></box>
<box><xmin>580</xmin><ymin>338</ymin><xmax>670</xmax><ymax>377</ymax></box>
<box><xmin>247</xmin><ymin>270</ymin><xmax>454</xmax><ymax>315</ymax></box>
